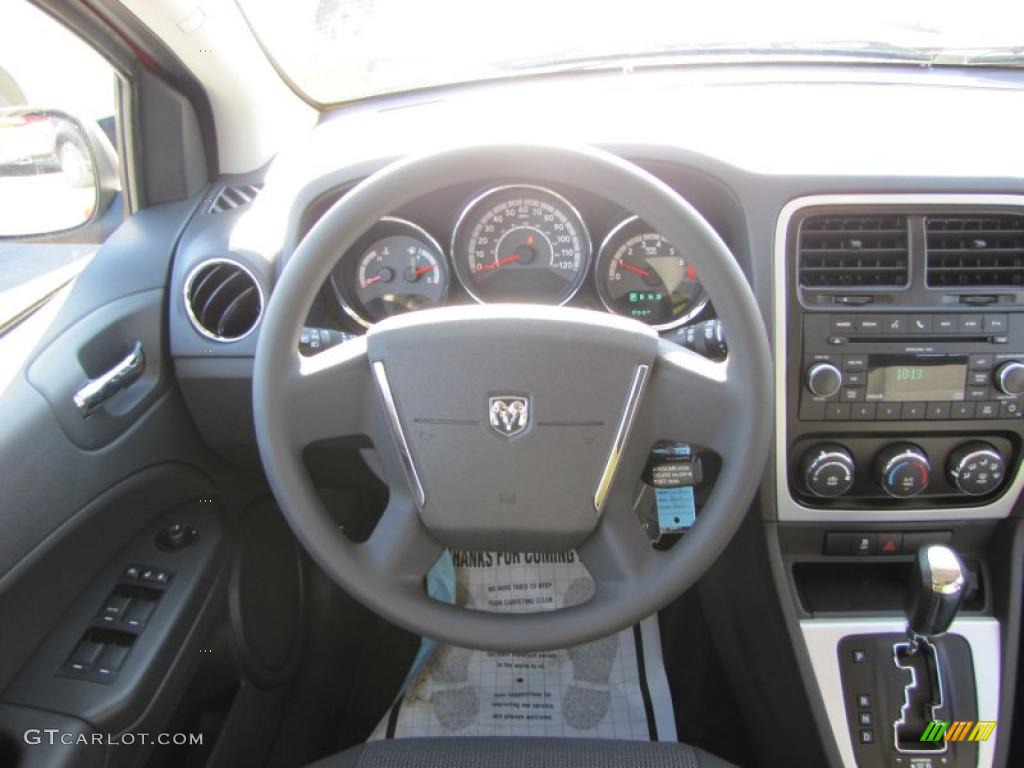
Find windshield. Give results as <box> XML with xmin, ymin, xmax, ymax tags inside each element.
<box><xmin>238</xmin><ymin>0</ymin><xmax>1024</xmax><ymax>104</ymax></box>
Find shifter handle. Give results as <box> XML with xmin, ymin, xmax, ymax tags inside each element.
<box><xmin>906</xmin><ymin>545</ymin><xmax>966</xmax><ymax>641</ymax></box>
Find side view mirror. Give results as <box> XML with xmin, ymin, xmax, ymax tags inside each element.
<box><xmin>0</xmin><ymin>107</ymin><xmax>119</xmax><ymax>238</ymax></box>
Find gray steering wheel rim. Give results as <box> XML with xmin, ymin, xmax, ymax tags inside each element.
<box><xmin>253</xmin><ymin>144</ymin><xmax>771</xmax><ymax>651</ymax></box>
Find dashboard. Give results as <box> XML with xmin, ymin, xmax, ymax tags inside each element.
<box><xmin>164</xmin><ymin>64</ymin><xmax>1024</xmax><ymax>768</ymax></box>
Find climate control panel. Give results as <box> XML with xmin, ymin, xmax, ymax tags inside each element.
<box><xmin>794</xmin><ymin>437</ymin><xmax>1012</xmax><ymax>504</ymax></box>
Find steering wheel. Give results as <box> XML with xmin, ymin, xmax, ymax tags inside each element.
<box><xmin>253</xmin><ymin>144</ymin><xmax>771</xmax><ymax>652</ymax></box>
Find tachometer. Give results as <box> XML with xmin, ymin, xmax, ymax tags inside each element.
<box><xmin>452</xmin><ymin>185</ymin><xmax>590</xmax><ymax>304</ymax></box>
<box><xmin>595</xmin><ymin>216</ymin><xmax>708</xmax><ymax>329</ymax></box>
<box><xmin>330</xmin><ymin>217</ymin><xmax>448</xmax><ymax>327</ymax></box>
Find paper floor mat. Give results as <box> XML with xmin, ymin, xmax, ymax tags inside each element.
<box><xmin>371</xmin><ymin>551</ymin><xmax>676</xmax><ymax>741</ymax></box>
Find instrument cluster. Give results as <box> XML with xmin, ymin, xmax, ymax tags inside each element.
<box><xmin>329</xmin><ymin>183</ymin><xmax>709</xmax><ymax>330</ymax></box>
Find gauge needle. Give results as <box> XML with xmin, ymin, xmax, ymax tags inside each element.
<box><xmin>619</xmin><ymin>261</ymin><xmax>651</xmax><ymax>278</ymax></box>
<box><xmin>362</xmin><ymin>275</ymin><xmax>383</xmax><ymax>287</ymax></box>
<box><xmin>412</xmin><ymin>264</ymin><xmax>435</xmax><ymax>276</ymax></box>
<box><xmin>477</xmin><ymin>254</ymin><xmax>520</xmax><ymax>272</ymax></box>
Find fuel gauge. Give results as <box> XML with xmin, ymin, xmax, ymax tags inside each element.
<box><xmin>331</xmin><ymin>217</ymin><xmax>449</xmax><ymax>327</ymax></box>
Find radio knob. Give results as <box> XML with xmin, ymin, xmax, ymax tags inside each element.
<box><xmin>948</xmin><ymin>441</ymin><xmax>1007</xmax><ymax>496</ymax></box>
<box><xmin>806</xmin><ymin>362</ymin><xmax>842</xmax><ymax>398</ymax></box>
<box><xmin>994</xmin><ymin>361</ymin><xmax>1024</xmax><ymax>396</ymax></box>
<box><xmin>875</xmin><ymin>443</ymin><xmax>930</xmax><ymax>498</ymax></box>
<box><xmin>800</xmin><ymin>444</ymin><xmax>855</xmax><ymax>498</ymax></box>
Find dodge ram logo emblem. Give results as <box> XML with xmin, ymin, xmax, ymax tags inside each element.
<box><xmin>488</xmin><ymin>396</ymin><xmax>529</xmax><ymax>437</ymax></box>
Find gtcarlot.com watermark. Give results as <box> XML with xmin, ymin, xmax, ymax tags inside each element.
<box><xmin>24</xmin><ymin>730</ymin><xmax>202</xmax><ymax>747</ymax></box>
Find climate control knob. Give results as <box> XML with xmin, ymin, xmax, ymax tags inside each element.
<box><xmin>948</xmin><ymin>442</ymin><xmax>1007</xmax><ymax>496</ymax></box>
<box><xmin>806</xmin><ymin>362</ymin><xmax>842</xmax><ymax>398</ymax></box>
<box><xmin>875</xmin><ymin>443</ymin><xmax>930</xmax><ymax>498</ymax></box>
<box><xmin>994</xmin><ymin>361</ymin><xmax>1024</xmax><ymax>396</ymax></box>
<box><xmin>801</xmin><ymin>444</ymin><xmax>855</xmax><ymax>498</ymax></box>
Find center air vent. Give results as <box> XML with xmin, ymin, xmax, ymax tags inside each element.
<box><xmin>185</xmin><ymin>259</ymin><xmax>263</xmax><ymax>341</ymax></box>
<box><xmin>798</xmin><ymin>214</ymin><xmax>909</xmax><ymax>289</ymax></box>
<box><xmin>926</xmin><ymin>214</ymin><xmax>1024</xmax><ymax>287</ymax></box>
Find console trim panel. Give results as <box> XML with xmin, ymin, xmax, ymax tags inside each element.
<box><xmin>774</xmin><ymin>194</ymin><xmax>1024</xmax><ymax>522</ymax></box>
<box><xmin>800</xmin><ymin>617</ymin><xmax>999</xmax><ymax>768</ymax></box>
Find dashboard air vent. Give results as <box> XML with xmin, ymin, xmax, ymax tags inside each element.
<box><xmin>185</xmin><ymin>259</ymin><xmax>263</xmax><ymax>341</ymax></box>
<box><xmin>798</xmin><ymin>215</ymin><xmax>909</xmax><ymax>288</ymax></box>
<box><xmin>208</xmin><ymin>183</ymin><xmax>263</xmax><ymax>214</ymax></box>
<box><xmin>926</xmin><ymin>214</ymin><xmax>1024</xmax><ymax>287</ymax></box>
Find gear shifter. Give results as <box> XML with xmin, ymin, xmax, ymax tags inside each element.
<box><xmin>892</xmin><ymin>545</ymin><xmax>968</xmax><ymax>754</ymax></box>
<box><xmin>905</xmin><ymin>544</ymin><xmax>966</xmax><ymax>649</ymax></box>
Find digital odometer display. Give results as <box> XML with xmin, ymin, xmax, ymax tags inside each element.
<box><xmin>452</xmin><ymin>185</ymin><xmax>590</xmax><ymax>304</ymax></box>
<box><xmin>865</xmin><ymin>355</ymin><xmax>968</xmax><ymax>401</ymax></box>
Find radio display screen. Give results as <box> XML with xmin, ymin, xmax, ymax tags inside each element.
<box><xmin>865</xmin><ymin>355</ymin><xmax>968</xmax><ymax>401</ymax></box>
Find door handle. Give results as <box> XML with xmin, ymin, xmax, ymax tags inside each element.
<box><xmin>73</xmin><ymin>340</ymin><xmax>146</xmax><ymax>417</ymax></box>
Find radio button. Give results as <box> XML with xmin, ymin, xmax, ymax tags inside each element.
<box><xmin>827</xmin><ymin>335</ymin><xmax>847</xmax><ymax>346</ymax></box>
<box><xmin>799</xmin><ymin>400</ymin><xmax>826</xmax><ymax>420</ymax></box>
<box><xmin>882</xmin><ymin>316</ymin><xmax>907</xmax><ymax>333</ymax></box>
<box><xmin>969</xmin><ymin>354</ymin><xmax>994</xmax><ymax>371</ymax></box>
<box><xmin>968</xmin><ymin>371</ymin><xmax>990</xmax><ymax>387</ymax></box>
<box><xmin>877</xmin><ymin>403</ymin><xmax>901</xmax><ymax>420</ymax></box>
<box><xmin>934</xmin><ymin>315</ymin><xmax>958</xmax><ymax>333</ymax></box>
<box><xmin>842</xmin><ymin>388</ymin><xmax>865</xmax><ymax>402</ymax></box>
<box><xmin>900</xmin><ymin>402</ymin><xmax>926</xmax><ymax>420</ymax></box>
<box><xmin>825</xmin><ymin>403</ymin><xmax>851</xmax><ymax>420</ymax></box>
<box><xmin>1000</xmin><ymin>400</ymin><xmax>1023</xmax><ymax>418</ymax></box>
<box><xmin>856</xmin><ymin>316</ymin><xmax>883</xmax><ymax>333</ymax></box>
<box><xmin>852</xmin><ymin>403</ymin><xmax>876</xmax><ymax>420</ymax></box>
<box><xmin>830</xmin><ymin>316</ymin><xmax>856</xmax><ymax>333</ymax></box>
<box><xmin>926</xmin><ymin>402</ymin><xmax>951</xmax><ymax>420</ymax></box>
<box><xmin>843</xmin><ymin>371</ymin><xmax>866</xmax><ymax>387</ymax></box>
<box><xmin>983</xmin><ymin>314</ymin><xmax>1008</xmax><ymax>333</ymax></box>
<box><xmin>976</xmin><ymin>402</ymin><xmax>999</xmax><ymax>419</ymax></box>
<box><xmin>843</xmin><ymin>355</ymin><xmax>868</xmax><ymax>372</ymax></box>
<box><xmin>959</xmin><ymin>315</ymin><xmax>982</xmax><ymax>333</ymax></box>
<box><xmin>908</xmin><ymin>315</ymin><xmax>933</xmax><ymax>333</ymax></box>
<box><xmin>967</xmin><ymin>388</ymin><xmax>990</xmax><ymax>401</ymax></box>
<box><xmin>951</xmin><ymin>403</ymin><xmax>975</xmax><ymax>419</ymax></box>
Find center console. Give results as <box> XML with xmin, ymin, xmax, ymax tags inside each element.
<box><xmin>773</xmin><ymin>194</ymin><xmax>1024</xmax><ymax>768</ymax></box>
<box><xmin>779</xmin><ymin>197</ymin><xmax>1024</xmax><ymax>521</ymax></box>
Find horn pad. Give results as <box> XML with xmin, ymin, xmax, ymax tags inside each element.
<box><xmin>366</xmin><ymin>305</ymin><xmax>658</xmax><ymax>551</ymax></box>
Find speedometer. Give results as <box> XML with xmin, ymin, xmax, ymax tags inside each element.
<box><xmin>452</xmin><ymin>185</ymin><xmax>590</xmax><ymax>304</ymax></box>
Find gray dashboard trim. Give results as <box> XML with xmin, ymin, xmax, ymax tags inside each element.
<box><xmin>774</xmin><ymin>193</ymin><xmax>1024</xmax><ymax>523</ymax></box>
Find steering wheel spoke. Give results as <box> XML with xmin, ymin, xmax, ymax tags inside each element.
<box><xmin>640</xmin><ymin>341</ymin><xmax>743</xmax><ymax>455</ymax></box>
<box><xmin>282</xmin><ymin>337</ymin><xmax>378</xmax><ymax>447</ymax></box>
<box><xmin>578</xmin><ymin>493</ymin><xmax>660</xmax><ymax>591</ymax></box>
<box><xmin>356</xmin><ymin>491</ymin><xmax>445</xmax><ymax>587</ymax></box>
